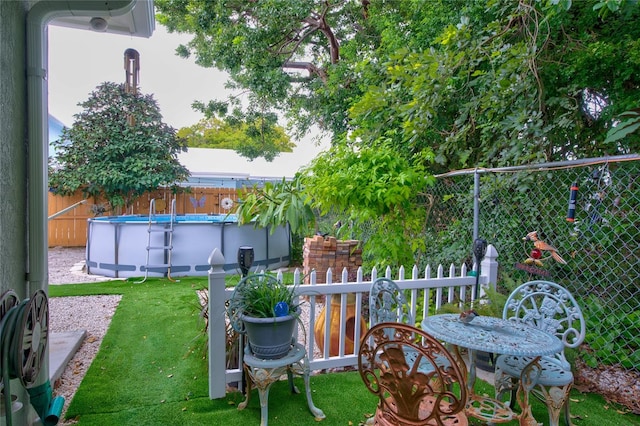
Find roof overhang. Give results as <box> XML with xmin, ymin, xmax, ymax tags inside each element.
<box><xmin>47</xmin><ymin>0</ymin><xmax>155</xmax><ymax>38</ymax></box>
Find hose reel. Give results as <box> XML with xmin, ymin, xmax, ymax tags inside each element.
<box><xmin>0</xmin><ymin>289</ymin><xmax>52</xmax><ymax>425</ymax></box>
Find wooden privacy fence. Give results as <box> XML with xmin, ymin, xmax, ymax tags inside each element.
<box><xmin>206</xmin><ymin>245</ymin><xmax>499</xmax><ymax>398</ymax></box>
<box><xmin>47</xmin><ymin>188</ymin><xmax>244</xmax><ymax>247</ymax></box>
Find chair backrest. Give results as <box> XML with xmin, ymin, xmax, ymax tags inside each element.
<box><xmin>369</xmin><ymin>278</ymin><xmax>413</xmax><ymax>326</ymax></box>
<box><xmin>503</xmin><ymin>280</ymin><xmax>586</xmax><ymax>350</ymax></box>
<box><xmin>358</xmin><ymin>322</ymin><xmax>468</xmax><ymax>425</ymax></box>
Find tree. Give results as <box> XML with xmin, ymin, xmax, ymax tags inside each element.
<box><xmin>49</xmin><ymin>82</ymin><xmax>190</xmax><ymax>212</ymax></box>
<box><xmin>157</xmin><ymin>0</ymin><xmax>639</xmax><ymax>167</ymax></box>
<box><xmin>176</xmin><ymin>116</ymin><xmax>295</xmax><ymax>161</ymax></box>
<box><xmin>349</xmin><ymin>0</ymin><xmax>640</xmax><ymax>171</ymax></box>
<box><xmin>301</xmin><ymin>139</ymin><xmax>435</xmax><ymax>267</ymax></box>
<box><xmin>155</xmin><ymin>0</ymin><xmax>379</xmax><ymax>139</ymax></box>
<box><xmin>157</xmin><ymin>0</ymin><xmax>639</xmax><ymax>267</ymax></box>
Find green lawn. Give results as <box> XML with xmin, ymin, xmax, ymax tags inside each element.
<box><xmin>49</xmin><ymin>278</ymin><xmax>640</xmax><ymax>425</ymax></box>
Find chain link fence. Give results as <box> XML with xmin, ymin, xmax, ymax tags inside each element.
<box><xmin>419</xmin><ymin>155</ymin><xmax>639</xmax><ymax>375</ymax></box>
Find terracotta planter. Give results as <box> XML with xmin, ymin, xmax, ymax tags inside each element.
<box><xmin>314</xmin><ymin>294</ymin><xmax>368</xmax><ymax>356</ymax></box>
<box><xmin>242</xmin><ymin>311</ymin><xmax>298</xmax><ymax>359</ymax></box>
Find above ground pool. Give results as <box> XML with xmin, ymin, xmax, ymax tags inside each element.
<box><xmin>86</xmin><ymin>214</ymin><xmax>290</xmax><ymax>278</ymax></box>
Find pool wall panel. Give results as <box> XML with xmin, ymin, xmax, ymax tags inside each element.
<box><xmin>86</xmin><ymin>216</ymin><xmax>290</xmax><ymax>278</ymax></box>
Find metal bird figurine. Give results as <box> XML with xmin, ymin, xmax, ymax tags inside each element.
<box><xmin>523</xmin><ymin>231</ymin><xmax>567</xmax><ymax>265</ymax></box>
<box><xmin>459</xmin><ymin>309</ymin><xmax>479</xmax><ymax>324</ymax></box>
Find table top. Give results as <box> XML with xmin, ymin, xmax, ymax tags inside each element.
<box><xmin>421</xmin><ymin>314</ymin><xmax>563</xmax><ymax>357</ymax></box>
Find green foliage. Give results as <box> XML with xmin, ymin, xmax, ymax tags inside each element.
<box><xmin>593</xmin><ymin>0</ymin><xmax>640</xmax><ymax>16</ymax></box>
<box><xmin>605</xmin><ymin>108</ymin><xmax>640</xmax><ymax>143</ymax></box>
<box><xmin>433</xmin><ymin>287</ymin><xmax>508</xmax><ymax>319</ymax></box>
<box><xmin>156</xmin><ymin>0</ymin><xmax>640</xmax><ymax>275</ymax></box>
<box><xmin>227</xmin><ymin>274</ymin><xmax>299</xmax><ymax>319</ymax></box>
<box><xmin>235</xmin><ymin>176</ymin><xmax>316</xmax><ymax>237</ymax></box>
<box><xmin>420</xmin><ymin>161</ymin><xmax>640</xmax><ymax>372</ymax></box>
<box><xmin>157</xmin><ymin>0</ymin><xmax>640</xmax><ymax>170</ymax></box>
<box><xmin>155</xmin><ymin>0</ymin><xmax>368</xmax><ymax>138</ymax></box>
<box><xmin>349</xmin><ymin>0</ymin><xmax>640</xmax><ymax>171</ymax></box>
<box><xmin>582</xmin><ymin>295</ymin><xmax>640</xmax><ymax>369</ymax></box>
<box><xmin>301</xmin><ymin>140</ymin><xmax>435</xmax><ymax>267</ymax></box>
<box><xmin>49</xmin><ymin>82</ymin><xmax>189</xmax><ymax>211</ymax></box>
<box><xmin>180</xmin><ymin>112</ymin><xmax>296</xmax><ymax>161</ymax></box>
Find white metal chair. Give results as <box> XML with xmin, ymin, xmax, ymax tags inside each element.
<box><xmin>494</xmin><ymin>280</ymin><xmax>586</xmax><ymax>426</ymax></box>
<box><xmin>369</xmin><ymin>277</ymin><xmax>414</xmax><ymax>326</ymax></box>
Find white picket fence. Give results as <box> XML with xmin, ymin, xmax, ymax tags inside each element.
<box><xmin>207</xmin><ymin>245</ymin><xmax>499</xmax><ymax>399</ymax></box>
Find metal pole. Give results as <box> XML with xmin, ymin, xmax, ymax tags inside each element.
<box><xmin>435</xmin><ymin>154</ymin><xmax>640</xmax><ymax>178</ymax></box>
<box><xmin>47</xmin><ymin>199</ymin><xmax>87</xmax><ymax>220</ymax></box>
<box><xmin>473</xmin><ymin>169</ymin><xmax>480</xmax><ymax>242</ymax></box>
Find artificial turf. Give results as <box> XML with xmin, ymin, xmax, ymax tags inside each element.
<box><xmin>48</xmin><ymin>278</ymin><xmax>640</xmax><ymax>425</ymax></box>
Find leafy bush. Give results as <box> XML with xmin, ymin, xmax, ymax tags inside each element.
<box><xmin>582</xmin><ymin>295</ymin><xmax>640</xmax><ymax>369</ymax></box>
<box><xmin>227</xmin><ymin>274</ymin><xmax>300</xmax><ymax>319</ymax></box>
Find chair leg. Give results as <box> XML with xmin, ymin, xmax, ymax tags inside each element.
<box><xmin>532</xmin><ymin>383</ymin><xmax>573</xmax><ymax>426</ymax></box>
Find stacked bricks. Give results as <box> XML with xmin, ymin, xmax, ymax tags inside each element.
<box><xmin>303</xmin><ymin>235</ymin><xmax>362</xmax><ymax>284</ymax></box>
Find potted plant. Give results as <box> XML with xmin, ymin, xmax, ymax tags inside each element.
<box><xmin>227</xmin><ymin>273</ymin><xmax>301</xmax><ymax>359</ymax></box>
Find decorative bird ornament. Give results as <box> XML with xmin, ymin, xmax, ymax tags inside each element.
<box><xmin>523</xmin><ymin>231</ymin><xmax>567</xmax><ymax>265</ymax></box>
<box><xmin>459</xmin><ymin>309</ymin><xmax>479</xmax><ymax>324</ymax></box>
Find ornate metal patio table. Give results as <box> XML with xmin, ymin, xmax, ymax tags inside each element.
<box><xmin>421</xmin><ymin>314</ymin><xmax>563</xmax><ymax>425</ymax></box>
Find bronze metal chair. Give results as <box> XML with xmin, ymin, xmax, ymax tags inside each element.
<box><xmin>358</xmin><ymin>322</ymin><xmax>469</xmax><ymax>426</ymax></box>
<box><xmin>494</xmin><ymin>280</ymin><xmax>586</xmax><ymax>426</ymax></box>
<box><xmin>369</xmin><ymin>278</ymin><xmax>453</xmax><ymax>374</ymax></box>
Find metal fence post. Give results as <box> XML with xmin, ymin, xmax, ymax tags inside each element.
<box><xmin>473</xmin><ymin>168</ymin><xmax>481</xmax><ymax>242</ymax></box>
<box><xmin>208</xmin><ymin>248</ymin><xmax>226</xmax><ymax>399</ymax></box>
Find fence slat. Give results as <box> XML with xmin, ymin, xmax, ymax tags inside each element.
<box><xmin>47</xmin><ymin>188</ymin><xmax>248</xmax><ymax>247</ymax></box>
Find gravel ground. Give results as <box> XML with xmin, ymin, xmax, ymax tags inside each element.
<box><xmin>48</xmin><ymin>246</ymin><xmax>120</xmax><ymax>424</ymax></box>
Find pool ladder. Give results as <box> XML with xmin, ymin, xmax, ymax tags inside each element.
<box><xmin>137</xmin><ymin>198</ymin><xmax>178</xmax><ymax>283</ymax></box>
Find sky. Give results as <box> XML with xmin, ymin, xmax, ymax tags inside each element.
<box><xmin>47</xmin><ymin>24</ymin><xmax>328</xmax><ymax>169</ymax></box>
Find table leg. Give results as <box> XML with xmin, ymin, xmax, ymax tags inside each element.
<box><xmin>238</xmin><ymin>365</ymin><xmax>281</xmax><ymax>426</ymax></box>
<box><xmin>465</xmin><ymin>349</ymin><xmax>519</xmax><ymax>425</ymax></box>
<box><xmin>256</xmin><ymin>382</ymin><xmax>274</xmax><ymax>426</ymax></box>
<box><xmin>467</xmin><ymin>349</ymin><xmax>477</xmax><ymax>395</ymax></box>
<box><xmin>241</xmin><ymin>359</ymin><xmax>325</xmax><ymax>424</ymax></box>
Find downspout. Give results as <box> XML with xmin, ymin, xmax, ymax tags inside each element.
<box><xmin>26</xmin><ymin>0</ymin><xmax>137</xmax><ymax>294</ymax></box>
<box><xmin>25</xmin><ymin>2</ymin><xmax>137</xmax><ymax>423</ymax></box>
